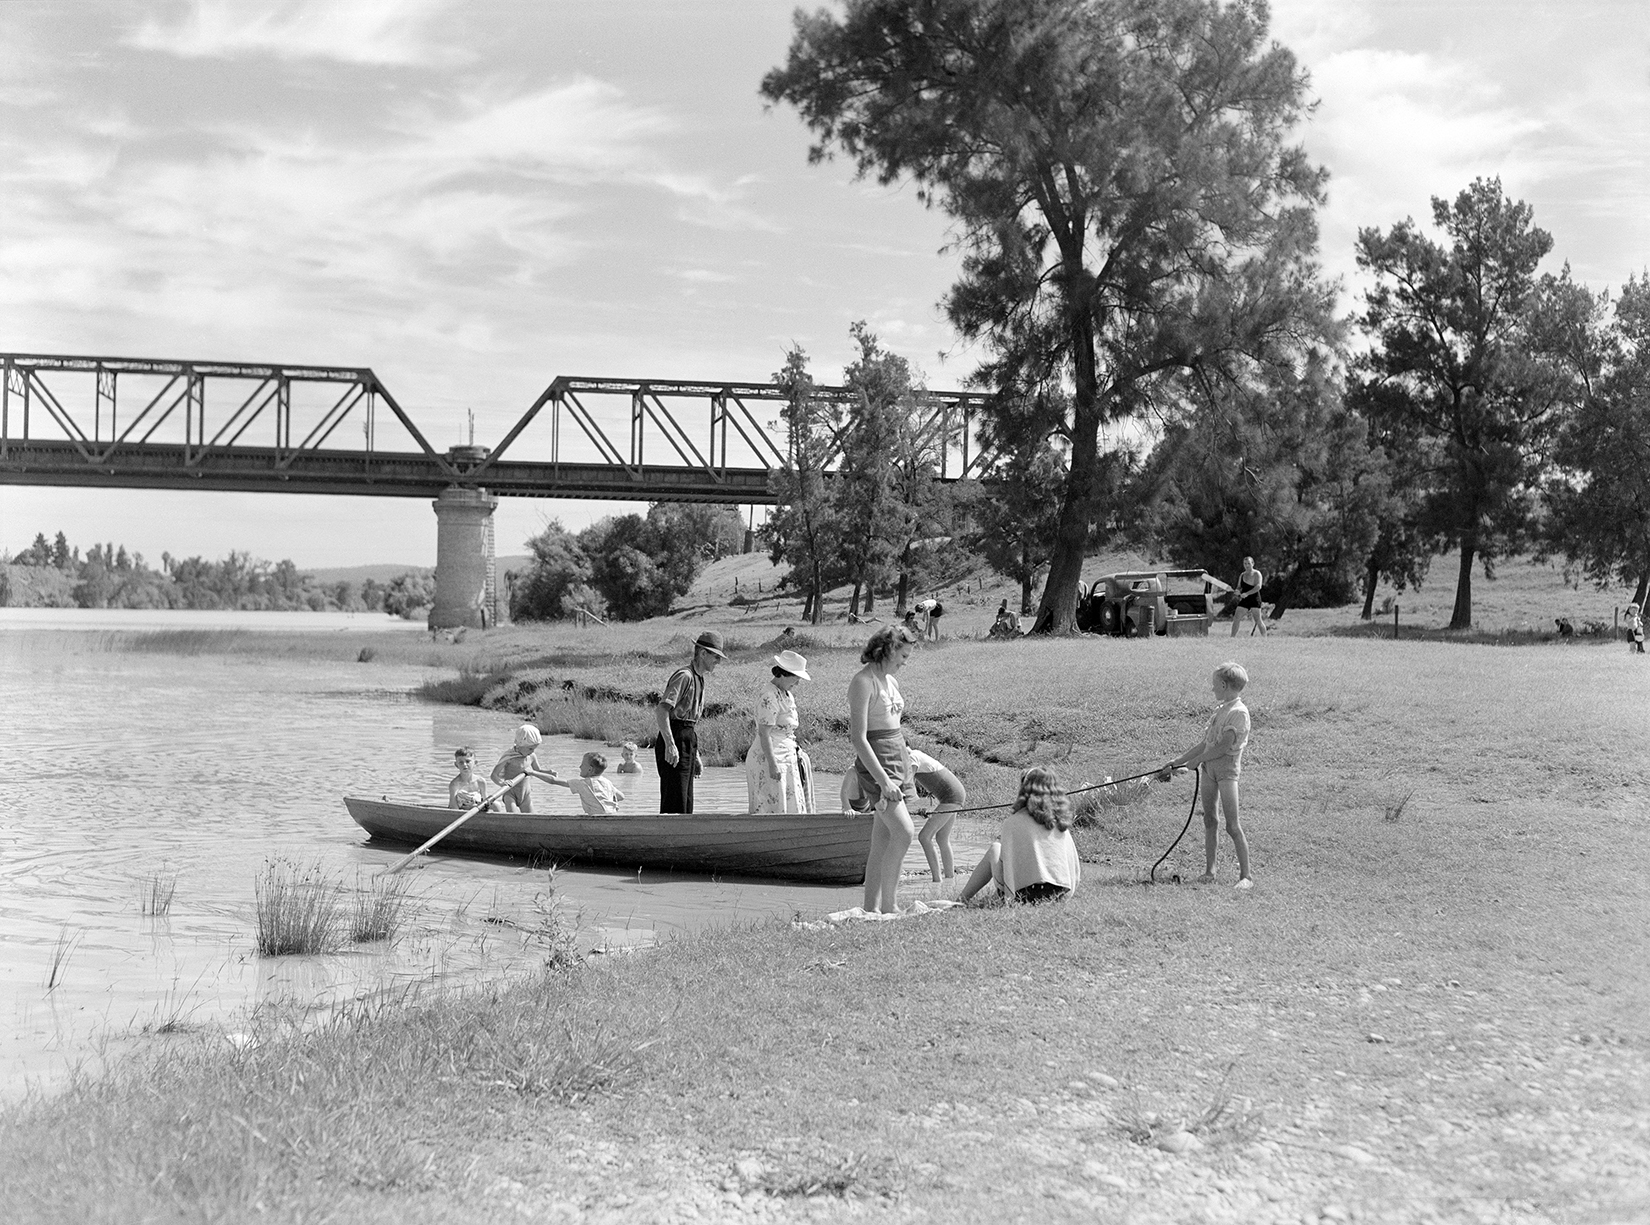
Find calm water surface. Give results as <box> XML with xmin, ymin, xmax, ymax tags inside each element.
<box><xmin>0</xmin><ymin>619</ymin><xmax>978</xmax><ymax>1099</ymax></box>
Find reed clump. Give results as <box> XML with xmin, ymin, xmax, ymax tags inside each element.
<box><xmin>140</xmin><ymin>873</ymin><xmax>178</xmax><ymax>917</ymax></box>
<box><xmin>254</xmin><ymin>860</ymin><xmax>342</xmax><ymax>956</ymax></box>
<box><xmin>416</xmin><ymin>662</ymin><xmax>512</xmax><ymax>706</ymax></box>
<box><xmin>45</xmin><ymin>927</ymin><xmax>80</xmax><ymax>991</ymax></box>
<box><xmin>348</xmin><ymin>873</ymin><xmax>413</xmax><ymax>943</ymax></box>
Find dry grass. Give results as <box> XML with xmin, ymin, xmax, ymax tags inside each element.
<box><xmin>2</xmin><ymin>614</ymin><xmax>1648</xmax><ymax>1222</ymax></box>
<box><xmin>139</xmin><ymin>872</ymin><xmax>177</xmax><ymax>917</ymax></box>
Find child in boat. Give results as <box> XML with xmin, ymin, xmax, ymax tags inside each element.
<box><xmin>616</xmin><ymin>741</ymin><xmax>642</xmax><ymax>773</ymax></box>
<box><xmin>1157</xmin><ymin>660</ymin><xmax>1253</xmax><ymax>888</ymax></box>
<box><xmin>545</xmin><ymin>751</ymin><xmax>624</xmax><ymax>816</ymax></box>
<box><xmin>957</xmin><ymin>765</ymin><xmax>1080</xmax><ymax>905</ymax></box>
<box><xmin>491</xmin><ymin>724</ymin><xmax>559</xmax><ymax>813</ymax></box>
<box><xmin>448</xmin><ymin>747</ymin><xmax>496</xmax><ymax>810</ymax></box>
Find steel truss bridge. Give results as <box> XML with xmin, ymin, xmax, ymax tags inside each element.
<box><xmin>0</xmin><ymin>353</ymin><xmax>995</xmax><ymax>504</ymax></box>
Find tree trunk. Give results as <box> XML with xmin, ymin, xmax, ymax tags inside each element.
<box><xmin>1031</xmin><ymin>280</ymin><xmax>1101</xmax><ymax>634</ymax></box>
<box><xmin>1449</xmin><ymin>540</ymin><xmax>1476</xmax><ymax>630</ymax></box>
<box><xmin>1360</xmin><ymin>553</ymin><xmax>1380</xmax><ymax>620</ymax></box>
<box><xmin>1633</xmin><ymin>570</ymin><xmax>1648</xmax><ymax>608</ymax></box>
<box><xmin>1020</xmin><ymin>572</ymin><xmax>1033</xmax><ymax>615</ymax></box>
<box><xmin>864</xmin><ymin>585</ymin><xmax>875</xmax><ymax>615</ymax></box>
<box><xmin>895</xmin><ymin>571</ymin><xmax>909</xmax><ymax>616</ymax></box>
<box><xmin>849</xmin><ymin>582</ymin><xmax>861</xmax><ymax>618</ymax></box>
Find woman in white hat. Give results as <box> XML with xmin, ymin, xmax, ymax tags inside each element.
<box><xmin>745</xmin><ymin>648</ymin><xmax>816</xmax><ymax>814</ymax></box>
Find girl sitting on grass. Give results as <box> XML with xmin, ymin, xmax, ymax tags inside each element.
<box><xmin>958</xmin><ymin>766</ymin><xmax>1081</xmax><ymax>905</ymax></box>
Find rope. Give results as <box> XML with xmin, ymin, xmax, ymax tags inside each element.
<box><xmin>1148</xmin><ymin>767</ymin><xmax>1200</xmax><ymax>884</ymax></box>
<box><xmin>934</xmin><ymin>764</ymin><xmax>1167</xmax><ymax>816</ymax></box>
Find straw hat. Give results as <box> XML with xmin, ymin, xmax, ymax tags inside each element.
<box><xmin>772</xmin><ymin>649</ymin><xmax>811</xmax><ymax>680</ymax></box>
<box><xmin>694</xmin><ymin>630</ymin><xmax>727</xmax><ymax>657</ymax></box>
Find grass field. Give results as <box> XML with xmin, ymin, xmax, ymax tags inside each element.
<box><xmin>2</xmin><ymin>622</ymin><xmax>1647</xmax><ymax>1223</ymax></box>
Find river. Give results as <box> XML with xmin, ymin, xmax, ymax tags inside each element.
<box><xmin>0</xmin><ymin>612</ymin><xmax>978</xmax><ymax>1100</ymax></box>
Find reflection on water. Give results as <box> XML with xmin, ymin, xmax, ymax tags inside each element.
<box><xmin>0</xmin><ymin>624</ymin><xmax>982</xmax><ymax>1099</ymax></box>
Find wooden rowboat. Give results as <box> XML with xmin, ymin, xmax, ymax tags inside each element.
<box><xmin>344</xmin><ymin>797</ymin><xmax>873</xmax><ymax>885</ymax></box>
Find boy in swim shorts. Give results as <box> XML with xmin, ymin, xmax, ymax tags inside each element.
<box><xmin>840</xmin><ymin>747</ymin><xmax>966</xmax><ymax>883</ymax></box>
<box><xmin>1158</xmin><ymin>661</ymin><xmax>1253</xmax><ymax>888</ymax></box>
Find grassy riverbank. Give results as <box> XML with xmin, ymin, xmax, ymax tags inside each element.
<box><xmin>3</xmin><ymin>629</ymin><xmax>1648</xmax><ymax>1223</ymax></box>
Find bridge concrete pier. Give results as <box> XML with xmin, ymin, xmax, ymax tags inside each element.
<box><xmin>430</xmin><ymin>485</ymin><xmax>505</xmax><ymax>630</ymax></box>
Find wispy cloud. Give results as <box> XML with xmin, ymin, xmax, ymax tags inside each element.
<box><xmin>129</xmin><ymin>0</ymin><xmax>459</xmax><ymax>66</ymax></box>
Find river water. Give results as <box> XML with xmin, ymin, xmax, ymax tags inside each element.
<box><xmin>0</xmin><ymin>614</ymin><xmax>977</xmax><ymax>1100</ymax></box>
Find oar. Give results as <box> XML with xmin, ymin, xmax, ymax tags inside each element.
<box><xmin>380</xmin><ymin>779</ymin><xmax>519</xmax><ymax>876</ymax></box>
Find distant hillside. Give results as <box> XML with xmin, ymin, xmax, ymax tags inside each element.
<box><xmin>306</xmin><ymin>555</ymin><xmax>532</xmax><ymax>585</ymax></box>
<box><xmin>305</xmin><ymin>563</ymin><xmax>430</xmax><ymax>585</ymax></box>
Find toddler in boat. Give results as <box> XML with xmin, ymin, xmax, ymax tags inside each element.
<box><xmin>957</xmin><ymin>765</ymin><xmax>1081</xmax><ymax>905</ymax></box>
<box><xmin>447</xmin><ymin>747</ymin><xmax>497</xmax><ymax>811</ymax></box>
<box><xmin>491</xmin><ymin>724</ymin><xmax>560</xmax><ymax>813</ymax></box>
<box><xmin>545</xmin><ymin>751</ymin><xmax>625</xmax><ymax>816</ymax></box>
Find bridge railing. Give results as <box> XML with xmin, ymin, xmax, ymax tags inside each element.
<box><xmin>1</xmin><ymin>352</ymin><xmax>998</xmax><ymax>500</ymax></box>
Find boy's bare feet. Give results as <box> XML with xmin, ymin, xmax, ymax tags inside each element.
<box><xmin>1197</xmin><ymin>872</ymin><xmax>1216</xmax><ymax>884</ymax></box>
<box><xmin>1234</xmin><ymin>878</ymin><xmax>1253</xmax><ymax>890</ymax></box>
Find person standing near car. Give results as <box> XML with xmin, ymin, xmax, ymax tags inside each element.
<box><xmin>655</xmin><ymin>630</ymin><xmax>726</xmax><ymax>812</ymax></box>
<box><xmin>1232</xmin><ymin>556</ymin><xmax>1269</xmax><ymax>637</ymax></box>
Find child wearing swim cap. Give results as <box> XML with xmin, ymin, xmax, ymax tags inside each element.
<box><xmin>491</xmin><ymin>724</ymin><xmax>559</xmax><ymax>813</ymax></box>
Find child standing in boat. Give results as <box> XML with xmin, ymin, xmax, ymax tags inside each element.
<box><xmin>491</xmin><ymin>724</ymin><xmax>559</xmax><ymax>813</ymax></box>
<box><xmin>546</xmin><ymin>751</ymin><xmax>624</xmax><ymax>815</ymax></box>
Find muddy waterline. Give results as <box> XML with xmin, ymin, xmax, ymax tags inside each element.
<box><xmin>0</xmin><ymin>616</ymin><xmax>982</xmax><ymax>1098</ymax></box>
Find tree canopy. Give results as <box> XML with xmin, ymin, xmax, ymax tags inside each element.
<box><xmin>763</xmin><ymin>0</ymin><xmax>1333</xmax><ymax>632</ymax></box>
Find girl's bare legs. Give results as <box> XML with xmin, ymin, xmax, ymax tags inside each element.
<box><xmin>1249</xmin><ymin>607</ymin><xmax>1268</xmax><ymax>636</ymax></box>
<box><xmin>918</xmin><ymin>807</ymin><xmax>958</xmax><ymax>882</ymax></box>
<box><xmin>1199</xmin><ymin>764</ymin><xmax>1220</xmax><ymax>882</ymax></box>
<box><xmin>957</xmin><ymin>842</ymin><xmax>1000</xmax><ymax>902</ymax></box>
<box><xmin>1219</xmin><ymin>778</ymin><xmax>1251</xmax><ymax>880</ymax></box>
<box><xmin>863</xmin><ymin>798</ymin><xmax>914</xmax><ymax>913</ymax></box>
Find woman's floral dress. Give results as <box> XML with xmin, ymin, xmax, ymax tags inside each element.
<box><xmin>745</xmin><ymin>681</ymin><xmax>815</xmax><ymax>813</ymax></box>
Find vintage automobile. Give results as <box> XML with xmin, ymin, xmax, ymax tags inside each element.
<box><xmin>1075</xmin><ymin>568</ymin><xmax>1234</xmax><ymax>637</ymax></box>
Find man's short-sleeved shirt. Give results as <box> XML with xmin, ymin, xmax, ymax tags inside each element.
<box><xmin>660</xmin><ymin>665</ymin><xmax>705</xmax><ymax>722</ymax></box>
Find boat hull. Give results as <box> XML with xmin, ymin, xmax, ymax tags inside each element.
<box><xmin>345</xmin><ymin>797</ymin><xmax>872</xmax><ymax>885</ymax></box>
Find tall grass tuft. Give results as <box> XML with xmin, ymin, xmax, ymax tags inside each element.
<box><xmin>416</xmin><ymin>662</ymin><xmax>510</xmax><ymax>705</ymax></box>
<box><xmin>348</xmin><ymin>873</ymin><xmax>412</xmax><ymax>943</ymax></box>
<box><xmin>140</xmin><ymin>873</ymin><xmax>178</xmax><ymax>917</ymax></box>
<box><xmin>45</xmin><ymin>927</ymin><xmax>81</xmax><ymax>991</ymax></box>
<box><xmin>254</xmin><ymin>861</ymin><xmax>342</xmax><ymax>956</ymax></box>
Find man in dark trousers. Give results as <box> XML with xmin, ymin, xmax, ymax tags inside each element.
<box><xmin>654</xmin><ymin>630</ymin><xmax>725</xmax><ymax>812</ymax></box>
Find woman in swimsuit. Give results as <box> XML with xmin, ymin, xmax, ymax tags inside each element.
<box><xmin>1233</xmin><ymin>555</ymin><xmax>1269</xmax><ymax>638</ymax></box>
<box><xmin>847</xmin><ymin>624</ymin><xmax>920</xmax><ymax>914</ymax></box>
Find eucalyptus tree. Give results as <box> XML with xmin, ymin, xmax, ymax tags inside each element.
<box><xmin>1356</xmin><ymin>179</ymin><xmax>1592</xmax><ymax>629</ymax></box>
<box><xmin>763</xmin><ymin>0</ymin><xmax>1333</xmax><ymax>631</ymax></box>
<box><xmin>763</xmin><ymin>346</ymin><xmax>846</xmax><ymax>624</ymax></box>
<box><xmin>1544</xmin><ymin>273</ymin><xmax>1650</xmax><ymax>607</ymax></box>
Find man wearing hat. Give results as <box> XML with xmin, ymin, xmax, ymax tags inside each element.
<box><xmin>654</xmin><ymin>630</ymin><xmax>725</xmax><ymax>813</ymax></box>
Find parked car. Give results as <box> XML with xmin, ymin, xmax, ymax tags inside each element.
<box><xmin>1076</xmin><ymin>569</ymin><xmax>1234</xmax><ymax>637</ymax></box>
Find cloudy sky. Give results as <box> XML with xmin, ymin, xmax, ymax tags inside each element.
<box><xmin>2</xmin><ymin>0</ymin><xmax>1645</xmax><ymax>568</ymax></box>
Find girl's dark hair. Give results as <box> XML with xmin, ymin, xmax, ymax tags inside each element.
<box><xmin>861</xmin><ymin>624</ymin><xmax>917</xmax><ymax>665</ymax></box>
<box><xmin>1017</xmin><ymin>766</ymin><xmax>1073</xmax><ymax>832</ymax></box>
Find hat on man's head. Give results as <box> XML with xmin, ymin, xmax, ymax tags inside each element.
<box><xmin>771</xmin><ymin>649</ymin><xmax>811</xmax><ymax>680</ymax></box>
<box><xmin>694</xmin><ymin>630</ymin><xmax>727</xmax><ymax>658</ymax></box>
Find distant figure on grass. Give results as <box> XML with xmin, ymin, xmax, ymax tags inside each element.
<box><xmin>746</xmin><ymin>649</ymin><xmax>816</xmax><ymax>814</ymax></box>
<box><xmin>991</xmin><ymin>600</ymin><xmax>1019</xmax><ymax>637</ymax></box>
<box><xmin>654</xmin><ymin>630</ymin><xmax>725</xmax><ymax>813</ymax></box>
<box><xmin>1232</xmin><ymin>556</ymin><xmax>1268</xmax><ymax>637</ymax></box>
<box><xmin>915</xmin><ymin>597</ymin><xmax>944</xmax><ymax>641</ymax></box>
<box><xmin>1626</xmin><ymin>603</ymin><xmax>1645</xmax><ymax>655</ymax></box>
<box><xmin>545</xmin><ymin>751</ymin><xmax>624</xmax><ymax>815</ymax></box>
<box><xmin>839</xmin><ymin>745</ymin><xmax>966</xmax><ymax>883</ymax></box>
<box><xmin>616</xmin><ymin>741</ymin><xmax>642</xmax><ymax>773</ymax></box>
<box><xmin>848</xmin><ymin>623</ymin><xmax>921</xmax><ymax>913</ymax></box>
<box><xmin>957</xmin><ymin>766</ymin><xmax>1080</xmax><ymax>905</ymax></box>
<box><xmin>491</xmin><ymin>724</ymin><xmax>559</xmax><ymax>813</ymax></box>
<box><xmin>448</xmin><ymin>747</ymin><xmax>495</xmax><ymax>811</ymax></box>
<box><xmin>1158</xmin><ymin>662</ymin><xmax>1253</xmax><ymax>888</ymax></box>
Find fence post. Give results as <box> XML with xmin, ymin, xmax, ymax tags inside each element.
<box><xmin>1393</xmin><ymin>602</ymin><xmax>1399</xmax><ymax>641</ymax></box>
